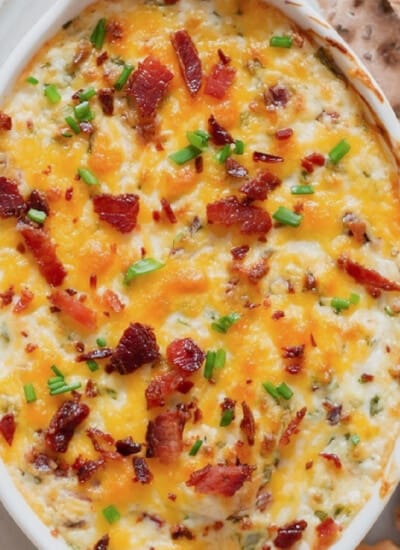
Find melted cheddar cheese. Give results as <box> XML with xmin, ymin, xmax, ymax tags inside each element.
<box><xmin>1</xmin><ymin>1</ymin><xmax>400</xmax><ymax>549</ymax></box>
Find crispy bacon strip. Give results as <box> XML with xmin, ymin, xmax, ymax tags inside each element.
<box><xmin>133</xmin><ymin>457</ymin><xmax>153</xmax><ymax>483</ymax></box>
<box><xmin>45</xmin><ymin>400</ymin><xmax>90</xmax><ymax>453</ymax></box>
<box><xmin>76</xmin><ymin>348</ymin><xmax>113</xmax><ymax>362</ymax></box>
<box><xmin>49</xmin><ymin>290</ymin><xmax>97</xmax><ymax>330</ymax></box>
<box><xmin>171</xmin><ymin>30</ymin><xmax>202</xmax><ymax>95</ymax></box>
<box><xmin>279</xmin><ymin>407</ymin><xmax>307</xmax><ymax>446</ymax></box>
<box><xmin>166</xmin><ymin>338</ymin><xmax>204</xmax><ymax>375</ymax></box>
<box><xmin>98</xmin><ymin>88</ymin><xmax>115</xmax><ymax>116</ymax></box>
<box><xmin>0</xmin><ymin>110</ymin><xmax>12</xmax><ymax>131</ymax></box>
<box><xmin>145</xmin><ymin>371</ymin><xmax>184</xmax><ymax>409</ymax></box>
<box><xmin>226</xmin><ymin>158</ymin><xmax>248</xmax><ymax>178</ymax></box>
<box><xmin>240</xmin><ymin>171</ymin><xmax>281</xmax><ymax>201</ymax></box>
<box><xmin>146</xmin><ymin>410</ymin><xmax>186</xmax><ymax>463</ymax></box>
<box><xmin>186</xmin><ymin>464</ymin><xmax>253</xmax><ymax>496</ymax></box>
<box><xmin>207</xmin><ymin>195</ymin><xmax>272</xmax><ymax>235</ymax></box>
<box><xmin>240</xmin><ymin>401</ymin><xmax>256</xmax><ymax>446</ymax></box>
<box><xmin>337</xmin><ymin>255</ymin><xmax>400</xmax><ymax>291</ymax></box>
<box><xmin>274</xmin><ymin>519</ymin><xmax>308</xmax><ymax>549</ymax></box>
<box><xmin>204</xmin><ymin>61</ymin><xmax>236</xmax><ymax>100</ymax></box>
<box><xmin>208</xmin><ymin>114</ymin><xmax>234</xmax><ymax>145</ymax></box>
<box><xmin>264</xmin><ymin>84</ymin><xmax>290</xmax><ymax>109</ymax></box>
<box><xmin>92</xmin><ymin>193</ymin><xmax>140</xmax><ymax>233</ymax></box>
<box><xmin>0</xmin><ymin>413</ymin><xmax>16</xmax><ymax>446</ymax></box>
<box><xmin>73</xmin><ymin>456</ymin><xmax>104</xmax><ymax>483</ymax></box>
<box><xmin>116</xmin><ymin>437</ymin><xmax>141</xmax><ymax>456</ymax></box>
<box><xmin>94</xmin><ymin>535</ymin><xmax>110</xmax><ymax>550</ymax></box>
<box><xmin>0</xmin><ymin>177</ymin><xmax>26</xmax><ymax>218</ymax></box>
<box><xmin>17</xmin><ymin>220</ymin><xmax>67</xmax><ymax>286</ymax></box>
<box><xmin>108</xmin><ymin>322</ymin><xmax>160</xmax><ymax>374</ymax></box>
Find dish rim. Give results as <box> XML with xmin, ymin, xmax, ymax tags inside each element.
<box><xmin>0</xmin><ymin>1</ymin><xmax>399</xmax><ymax>549</ymax></box>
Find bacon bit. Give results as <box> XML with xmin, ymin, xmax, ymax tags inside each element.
<box><xmin>256</xmin><ymin>486</ymin><xmax>272</xmax><ymax>512</ymax></box>
<box><xmin>171</xmin><ymin>30</ymin><xmax>202</xmax><ymax>96</ymax></box>
<box><xmin>0</xmin><ymin>286</ymin><xmax>14</xmax><ymax>307</ymax></box>
<box><xmin>360</xmin><ymin>373</ymin><xmax>374</xmax><ymax>383</ymax></box>
<box><xmin>153</xmin><ymin>210</ymin><xmax>161</xmax><ymax>222</ymax></box>
<box><xmin>0</xmin><ymin>177</ymin><xmax>25</xmax><ymax>218</ymax></box>
<box><xmin>337</xmin><ymin>255</ymin><xmax>400</xmax><ymax>291</ymax></box>
<box><xmin>323</xmin><ymin>402</ymin><xmax>342</xmax><ymax>425</ymax></box>
<box><xmin>275</xmin><ymin>128</ymin><xmax>293</xmax><ymax>140</ymax></box>
<box><xmin>73</xmin><ymin>455</ymin><xmax>104</xmax><ymax>483</ymax></box>
<box><xmin>282</xmin><ymin>345</ymin><xmax>304</xmax><ymax>359</ymax></box>
<box><xmin>0</xmin><ymin>111</ymin><xmax>12</xmax><ymax>130</ymax></box>
<box><xmin>98</xmin><ymin>88</ymin><xmax>115</xmax><ymax>116</ymax></box>
<box><xmin>253</xmin><ymin>151</ymin><xmax>284</xmax><ymax>164</ymax></box>
<box><xmin>102</xmin><ymin>289</ymin><xmax>125</xmax><ymax>313</ymax></box>
<box><xmin>13</xmin><ymin>289</ymin><xmax>33</xmax><ymax>313</ymax></box>
<box><xmin>303</xmin><ymin>272</ymin><xmax>317</xmax><ymax>291</ymax></box>
<box><xmin>226</xmin><ymin>158</ymin><xmax>248</xmax><ymax>178</ymax></box>
<box><xmin>145</xmin><ymin>371</ymin><xmax>183</xmax><ymax>409</ymax></box>
<box><xmin>221</xmin><ymin>396</ymin><xmax>236</xmax><ymax>415</ymax></box>
<box><xmin>85</xmin><ymin>380</ymin><xmax>98</xmax><ymax>398</ymax></box>
<box><xmin>49</xmin><ymin>290</ymin><xmax>97</xmax><ymax>330</ymax></box>
<box><xmin>106</xmin><ymin>19</ymin><xmax>123</xmax><ymax>42</ymax></box>
<box><xmin>25</xmin><ymin>343</ymin><xmax>37</xmax><ymax>353</ymax></box>
<box><xmin>208</xmin><ymin>114</ymin><xmax>234</xmax><ymax>145</ymax></box>
<box><xmin>274</xmin><ymin>519</ymin><xmax>308</xmax><ymax>548</ymax></box>
<box><xmin>96</xmin><ymin>51</ymin><xmax>108</xmax><ymax>66</ymax></box>
<box><xmin>246</xmin><ymin>260</ymin><xmax>269</xmax><ymax>284</ymax></box>
<box><xmin>301</xmin><ymin>152</ymin><xmax>325</xmax><ymax>173</ymax></box>
<box><xmin>166</xmin><ymin>338</ymin><xmax>204</xmax><ymax>375</ymax></box>
<box><xmin>230</xmin><ymin>245</ymin><xmax>249</xmax><ymax>261</ymax></box>
<box><xmin>161</xmin><ymin>198</ymin><xmax>177</xmax><ymax>224</ymax></box>
<box><xmin>240</xmin><ymin>401</ymin><xmax>256</xmax><ymax>446</ymax></box>
<box><xmin>315</xmin><ymin>517</ymin><xmax>340</xmax><ymax>547</ymax></box>
<box><xmin>17</xmin><ymin>221</ymin><xmax>67</xmax><ymax>286</ymax></box>
<box><xmin>92</xmin><ymin>193</ymin><xmax>140</xmax><ymax>234</ymax></box>
<box><xmin>116</xmin><ymin>437</ymin><xmax>142</xmax><ymax>456</ymax></box>
<box><xmin>65</xmin><ymin>187</ymin><xmax>73</xmax><ymax>201</ymax></box>
<box><xmin>87</xmin><ymin>427</ymin><xmax>116</xmax><ymax>458</ymax></box>
<box><xmin>164</xmin><ymin>0</ymin><xmax>179</xmax><ymax>3</ymax></box>
<box><xmin>186</xmin><ymin>463</ymin><xmax>253</xmax><ymax>496</ymax></box>
<box><xmin>240</xmin><ymin>171</ymin><xmax>281</xmax><ymax>202</ymax></box>
<box><xmin>88</xmin><ymin>275</ymin><xmax>97</xmax><ymax>290</ymax></box>
<box><xmin>319</xmin><ymin>452</ymin><xmax>342</xmax><ymax>469</ymax></box>
<box><xmin>72</xmin><ymin>40</ymin><xmax>91</xmax><ymax>68</ymax></box>
<box><xmin>342</xmin><ymin>212</ymin><xmax>368</xmax><ymax>244</ymax></box>
<box><xmin>133</xmin><ymin>457</ymin><xmax>153</xmax><ymax>484</ymax></box>
<box><xmin>207</xmin><ymin>196</ymin><xmax>272</xmax><ymax>236</ymax></box>
<box><xmin>264</xmin><ymin>85</ymin><xmax>290</xmax><ymax>109</ymax></box>
<box><xmin>93</xmin><ymin>534</ymin><xmax>110</xmax><ymax>550</ymax></box>
<box><xmin>176</xmin><ymin>379</ymin><xmax>194</xmax><ymax>394</ymax></box>
<box><xmin>76</xmin><ymin>348</ymin><xmax>113</xmax><ymax>362</ymax></box>
<box><xmin>272</xmin><ymin>310</ymin><xmax>284</xmax><ymax>320</ymax></box>
<box><xmin>146</xmin><ymin>410</ymin><xmax>186</xmax><ymax>463</ymax></box>
<box><xmin>204</xmin><ymin>61</ymin><xmax>236</xmax><ymax>100</ymax></box>
<box><xmin>108</xmin><ymin>323</ymin><xmax>160</xmax><ymax>375</ymax></box>
<box><xmin>195</xmin><ymin>155</ymin><xmax>203</xmax><ymax>173</ymax></box>
<box><xmin>279</xmin><ymin>407</ymin><xmax>307</xmax><ymax>446</ymax></box>
<box><xmin>170</xmin><ymin>525</ymin><xmax>195</xmax><ymax>540</ymax></box>
<box><xmin>218</xmin><ymin>49</ymin><xmax>231</xmax><ymax>65</ymax></box>
<box><xmin>26</xmin><ymin>189</ymin><xmax>49</xmax><ymax>215</ymax></box>
<box><xmin>0</xmin><ymin>413</ymin><xmax>16</xmax><ymax>446</ymax></box>
<box><xmin>127</xmin><ymin>56</ymin><xmax>174</xmax><ymax>140</ymax></box>
<box><xmin>45</xmin><ymin>400</ymin><xmax>90</xmax><ymax>453</ymax></box>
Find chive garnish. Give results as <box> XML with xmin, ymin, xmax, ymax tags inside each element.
<box><xmin>270</xmin><ymin>35</ymin><xmax>293</xmax><ymax>48</ymax></box>
<box><xmin>27</xmin><ymin>208</ymin><xmax>47</xmax><ymax>225</ymax></box>
<box><xmin>114</xmin><ymin>63</ymin><xmax>134</xmax><ymax>91</ymax></box>
<box><xmin>96</xmin><ymin>337</ymin><xmax>107</xmax><ymax>348</ymax></box>
<box><xmin>90</xmin><ymin>18</ymin><xmax>107</xmax><ymax>50</ymax></box>
<box><xmin>48</xmin><ymin>366</ymin><xmax>81</xmax><ymax>395</ymax></box>
<box><xmin>50</xmin><ymin>382</ymin><xmax>82</xmax><ymax>396</ymax></box>
<box><xmin>233</xmin><ymin>139</ymin><xmax>245</xmax><ymax>155</ymax></box>
<box><xmin>189</xmin><ymin>439</ymin><xmax>203</xmax><ymax>456</ymax></box>
<box><xmin>220</xmin><ymin>409</ymin><xmax>234</xmax><ymax>427</ymax></box>
<box><xmin>51</xmin><ymin>365</ymin><xmax>64</xmax><ymax>378</ymax></box>
<box><xmin>211</xmin><ymin>312</ymin><xmax>240</xmax><ymax>334</ymax></box>
<box><xmin>74</xmin><ymin>101</ymin><xmax>94</xmax><ymax>122</ymax></box>
<box><xmin>276</xmin><ymin>382</ymin><xmax>293</xmax><ymax>400</ymax></box>
<box><xmin>124</xmin><ymin>258</ymin><xmax>165</xmax><ymax>284</ymax></box>
<box><xmin>78</xmin><ymin>87</ymin><xmax>96</xmax><ymax>101</ymax></box>
<box><xmin>24</xmin><ymin>383</ymin><xmax>37</xmax><ymax>403</ymax></box>
<box><xmin>65</xmin><ymin>116</ymin><xmax>81</xmax><ymax>134</ymax></box>
<box><xmin>44</xmin><ymin>84</ymin><xmax>61</xmax><ymax>104</ymax></box>
<box><xmin>331</xmin><ymin>297</ymin><xmax>350</xmax><ymax>313</ymax></box>
<box><xmin>262</xmin><ymin>381</ymin><xmax>280</xmax><ymax>400</ymax></box>
<box><xmin>291</xmin><ymin>184</ymin><xmax>315</xmax><ymax>195</ymax></box>
<box><xmin>26</xmin><ymin>76</ymin><xmax>39</xmax><ymax>85</ymax></box>
<box><xmin>78</xmin><ymin>167</ymin><xmax>99</xmax><ymax>185</ymax></box>
<box><xmin>328</xmin><ymin>139</ymin><xmax>351</xmax><ymax>164</ymax></box>
<box><xmin>350</xmin><ymin>433</ymin><xmax>360</xmax><ymax>446</ymax></box>
<box><xmin>169</xmin><ymin>145</ymin><xmax>201</xmax><ymax>165</ymax></box>
<box><xmin>86</xmin><ymin>359</ymin><xmax>99</xmax><ymax>372</ymax></box>
<box><xmin>349</xmin><ymin>293</ymin><xmax>360</xmax><ymax>305</ymax></box>
<box><xmin>214</xmin><ymin>348</ymin><xmax>226</xmax><ymax>369</ymax></box>
<box><xmin>186</xmin><ymin>130</ymin><xmax>209</xmax><ymax>150</ymax></box>
<box><xmin>102</xmin><ymin>504</ymin><xmax>121</xmax><ymax>524</ymax></box>
<box><xmin>204</xmin><ymin>351</ymin><xmax>216</xmax><ymax>380</ymax></box>
<box><xmin>272</xmin><ymin>206</ymin><xmax>303</xmax><ymax>227</ymax></box>
<box><xmin>215</xmin><ymin>143</ymin><xmax>232</xmax><ymax>164</ymax></box>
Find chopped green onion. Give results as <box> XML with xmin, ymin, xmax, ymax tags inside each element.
<box><xmin>189</xmin><ymin>439</ymin><xmax>203</xmax><ymax>456</ymax></box>
<box><xmin>96</xmin><ymin>337</ymin><xmax>107</xmax><ymax>348</ymax></box>
<box><xmin>44</xmin><ymin>84</ymin><xmax>61</xmax><ymax>104</ymax></box>
<box><xmin>61</xmin><ymin>131</ymin><xmax>73</xmax><ymax>138</ymax></box>
<box><xmin>51</xmin><ymin>365</ymin><xmax>64</xmax><ymax>378</ymax></box>
<box><xmin>211</xmin><ymin>312</ymin><xmax>240</xmax><ymax>334</ymax></box>
<box><xmin>233</xmin><ymin>139</ymin><xmax>245</xmax><ymax>155</ymax></box>
<box><xmin>272</xmin><ymin>206</ymin><xmax>303</xmax><ymax>227</ymax></box>
<box><xmin>186</xmin><ymin>130</ymin><xmax>209</xmax><ymax>150</ymax></box>
<box><xmin>262</xmin><ymin>381</ymin><xmax>280</xmax><ymax>400</ymax></box>
<box><xmin>220</xmin><ymin>408</ymin><xmax>234</xmax><ymax>427</ymax></box>
<box><xmin>214</xmin><ymin>348</ymin><xmax>226</xmax><ymax>369</ymax></box>
<box><xmin>78</xmin><ymin>167</ymin><xmax>99</xmax><ymax>185</ymax></box>
<box><xmin>276</xmin><ymin>382</ymin><xmax>293</xmax><ymax>400</ymax></box>
<box><xmin>384</xmin><ymin>305</ymin><xmax>395</xmax><ymax>317</ymax></box>
<box><xmin>86</xmin><ymin>359</ymin><xmax>99</xmax><ymax>372</ymax></box>
<box><xmin>90</xmin><ymin>18</ymin><xmax>107</xmax><ymax>50</ymax></box>
<box><xmin>124</xmin><ymin>258</ymin><xmax>165</xmax><ymax>284</ymax></box>
<box><xmin>291</xmin><ymin>184</ymin><xmax>315</xmax><ymax>195</ymax></box>
<box><xmin>331</xmin><ymin>297</ymin><xmax>350</xmax><ymax>313</ymax></box>
<box><xmin>369</xmin><ymin>395</ymin><xmax>383</xmax><ymax>416</ymax></box>
<box><xmin>204</xmin><ymin>351</ymin><xmax>216</xmax><ymax>380</ymax></box>
<box><xmin>169</xmin><ymin>145</ymin><xmax>201</xmax><ymax>165</ymax></box>
<box><xmin>328</xmin><ymin>139</ymin><xmax>351</xmax><ymax>164</ymax></box>
<box><xmin>74</xmin><ymin>100</ymin><xmax>94</xmax><ymax>122</ymax></box>
<box><xmin>78</xmin><ymin>87</ymin><xmax>96</xmax><ymax>101</ymax></box>
<box><xmin>270</xmin><ymin>35</ymin><xmax>293</xmax><ymax>48</ymax></box>
<box><xmin>49</xmin><ymin>382</ymin><xmax>82</xmax><ymax>396</ymax></box>
<box><xmin>315</xmin><ymin>510</ymin><xmax>328</xmax><ymax>521</ymax></box>
<box><xmin>27</xmin><ymin>208</ymin><xmax>47</xmax><ymax>225</ymax></box>
<box><xmin>350</xmin><ymin>433</ymin><xmax>360</xmax><ymax>446</ymax></box>
<box><xmin>102</xmin><ymin>504</ymin><xmax>121</xmax><ymax>525</ymax></box>
<box><xmin>47</xmin><ymin>377</ymin><xmax>65</xmax><ymax>388</ymax></box>
<box><xmin>26</xmin><ymin>76</ymin><xmax>39</xmax><ymax>85</ymax></box>
<box><xmin>215</xmin><ymin>143</ymin><xmax>232</xmax><ymax>164</ymax></box>
<box><xmin>24</xmin><ymin>383</ymin><xmax>37</xmax><ymax>403</ymax></box>
<box><xmin>65</xmin><ymin>116</ymin><xmax>81</xmax><ymax>134</ymax></box>
<box><xmin>114</xmin><ymin>63</ymin><xmax>134</xmax><ymax>91</ymax></box>
<box><xmin>349</xmin><ymin>293</ymin><xmax>360</xmax><ymax>305</ymax></box>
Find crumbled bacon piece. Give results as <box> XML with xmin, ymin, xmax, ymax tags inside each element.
<box><xmin>282</xmin><ymin>345</ymin><xmax>304</xmax><ymax>359</ymax></box>
<box><xmin>275</xmin><ymin>128</ymin><xmax>293</xmax><ymax>140</ymax></box>
<box><xmin>240</xmin><ymin>171</ymin><xmax>281</xmax><ymax>201</ymax></box>
<box><xmin>160</xmin><ymin>198</ymin><xmax>177</xmax><ymax>224</ymax></box>
<box><xmin>133</xmin><ymin>457</ymin><xmax>153</xmax><ymax>483</ymax></box>
<box><xmin>0</xmin><ymin>286</ymin><xmax>14</xmax><ymax>307</ymax></box>
<box><xmin>146</xmin><ymin>410</ymin><xmax>186</xmax><ymax>463</ymax></box>
<box><xmin>92</xmin><ymin>193</ymin><xmax>140</xmax><ymax>233</ymax></box>
<box><xmin>96</xmin><ymin>52</ymin><xmax>109</xmax><ymax>66</ymax></box>
<box><xmin>76</xmin><ymin>348</ymin><xmax>113</xmax><ymax>362</ymax></box>
<box><xmin>218</xmin><ymin>49</ymin><xmax>230</xmax><ymax>65</ymax></box>
<box><xmin>360</xmin><ymin>373</ymin><xmax>374</xmax><ymax>383</ymax></box>
<box><xmin>319</xmin><ymin>452</ymin><xmax>342</xmax><ymax>469</ymax></box>
<box><xmin>337</xmin><ymin>255</ymin><xmax>400</xmax><ymax>292</ymax></box>
<box><xmin>230</xmin><ymin>245</ymin><xmax>249</xmax><ymax>261</ymax></box>
<box><xmin>26</xmin><ymin>189</ymin><xmax>49</xmax><ymax>215</ymax></box>
<box><xmin>272</xmin><ymin>310</ymin><xmax>285</xmax><ymax>320</ymax></box>
<box><xmin>303</xmin><ymin>272</ymin><xmax>317</xmax><ymax>291</ymax></box>
<box><xmin>301</xmin><ymin>152</ymin><xmax>325</xmax><ymax>173</ymax></box>
<box><xmin>116</xmin><ymin>437</ymin><xmax>142</xmax><ymax>456</ymax></box>
<box><xmin>274</xmin><ymin>520</ymin><xmax>308</xmax><ymax>548</ymax></box>
<box><xmin>0</xmin><ymin>413</ymin><xmax>16</xmax><ymax>446</ymax></box>
<box><xmin>145</xmin><ymin>371</ymin><xmax>184</xmax><ymax>409</ymax></box>
<box><xmin>98</xmin><ymin>88</ymin><xmax>115</xmax><ymax>116</ymax></box>
<box><xmin>102</xmin><ymin>289</ymin><xmax>125</xmax><ymax>313</ymax></box>
<box><xmin>127</xmin><ymin>56</ymin><xmax>174</xmax><ymax>140</ymax></box>
<box><xmin>208</xmin><ymin>114</ymin><xmax>234</xmax><ymax>145</ymax></box>
<box><xmin>171</xmin><ymin>525</ymin><xmax>194</xmax><ymax>540</ymax></box>
<box><xmin>240</xmin><ymin>401</ymin><xmax>256</xmax><ymax>446</ymax></box>
<box><xmin>106</xmin><ymin>19</ymin><xmax>123</xmax><ymax>42</ymax></box>
<box><xmin>186</xmin><ymin>464</ymin><xmax>253</xmax><ymax>496</ymax></box>
<box><xmin>264</xmin><ymin>84</ymin><xmax>290</xmax><ymax>109</ymax></box>
<box><xmin>93</xmin><ymin>535</ymin><xmax>110</xmax><ymax>550</ymax></box>
<box><xmin>315</xmin><ymin>517</ymin><xmax>340</xmax><ymax>547</ymax></box>
<box><xmin>253</xmin><ymin>151</ymin><xmax>284</xmax><ymax>164</ymax></box>
<box><xmin>256</xmin><ymin>486</ymin><xmax>272</xmax><ymax>512</ymax></box>
<box><xmin>85</xmin><ymin>380</ymin><xmax>98</xmax><ymax>398</ymax></box>
<box><xmin>0</xmin><ymin>177</ymin><xmax>25</xmax><ymax>218</ymax></box>
<box><xmin>171</xmin><ymin>30</ymin><xmax>202</xmax><ymax>95</ymax></box>
<box><xmin>342</xmin><ymin>212</ymin><xmax>368</xmax><ymax>244</ymax></box>
<box><xmin>204</xmin><ymin>61</ymin><xmax>236</xmax><ymax>99</ymax></box>
<box><xmin>108</xmin><ymin>323</ymin><xmax>160</xmax><ymax>374</ymax></box>
<box><xmin>323</xmin><ymin>402</ymin><xmax>342</xmax><ymax>425</ymax></box>
<box><xmin>195</xmin><ymin>155</ymin><xmax>203</xmax><ymax>173</ymax></box>
<box><xmin>207</xmin><ymin>196</ymin><xmax>272</xmax><ymax>236</ymax></box>
<box><xmin>49</xmin><ymin>290</ymin><xmax>97</xmax><ymax>330</ymax></box>
<box><xmin>17</xmin><ymin>221</ymin><xmax>67</xmax><ymax>286</ymax></box>
<box><xmin>166</xmin><ymin>338</ymin><xmax>204</xmax><ymax>375</ymax></box>
<box><xmin>0</xmin><ymin>111</ymin><xmax>12</xmax><ymax>131</ymax></box>
<box><xmin>45</xmin><ymin>400</ymin><xmax>90</xmax><ymax>453</ymax></box>
<box><xmin>13</xmin><ymin>289</ymin><xmax>33</xmax><ymax>313</ymax></box>
<box><xmin>71</xmin><ymin>40</ymin><xmax>91</xmax><ymax>68</ymax></box>
<box><xmin>279</xmin><ymin>407</ymin><xmax>307</xmax><ymax>446</ymax></box>
<box><xmin>226</xmin><ymin>158</ymin><xmax>248</xmax><ymax>178</ymax></box>
<box><xmin>87</xmin><ymin>427</ymin><xmax>117</xmax><ymax>458</ymax></box>
<box><xmin>73</xmin><ymin>456</ymin><xmax>104</xmax><ymax>483</ymax></box>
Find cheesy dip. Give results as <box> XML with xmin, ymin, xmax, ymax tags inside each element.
<box><xmin>0</xmin><ymin>0</ymin><xmax>400</xmax><ymax>549</ymax></box>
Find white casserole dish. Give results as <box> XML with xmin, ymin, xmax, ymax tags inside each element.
<box><xmin>0</xmin><ymin>1</ymin><xmax>399</xmax><ymax>549</ymax></box>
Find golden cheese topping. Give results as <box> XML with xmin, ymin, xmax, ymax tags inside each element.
<box><xmin>0</xmin><ymin>1</ymin><xmax>400</xmax><ymax>549</ymax></box>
